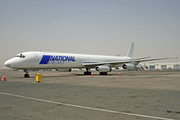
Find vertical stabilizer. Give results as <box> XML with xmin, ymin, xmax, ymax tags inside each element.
<box><xmin>127</xmin><ymin>43</ymin><xmax>134</xmax><ymax>58</ymax></box>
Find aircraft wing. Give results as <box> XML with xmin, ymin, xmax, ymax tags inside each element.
<box><xmin>133</xmin><ymin>56</ymin><xmax>177</xmax><ymax>62</ymax></box>
<box><xmin>81</xmin><ymin>56</ymin><xmax>177</xmax><ymax>66</ymax></box>
<box><xmin>81</xmin><ymin>61</ymin><xmax>131</xmax><ymax>66</ymax></box>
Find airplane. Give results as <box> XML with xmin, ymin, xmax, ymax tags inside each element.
<box><xmin>4</xmin><ymin>43</ymin><xmax>177</xmax><ymax>78</ymax></box>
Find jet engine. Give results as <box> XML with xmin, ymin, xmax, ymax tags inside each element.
<box><xmin>122</xmin><ymin>64</ymin><xmax>136</xmax><ymax>70</ymax></box>
<box><xmin>56</xmin><ymin>69</ymin><xmax>71</xmax><ymax>72</ymax></box>
<box><xmin>95</xmin><ymin>66</ymin><xmax>112</xmax><ymax>72</ymax></box>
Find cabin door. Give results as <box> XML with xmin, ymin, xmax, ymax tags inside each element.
<box><xmin>34</xmin><ymin>53</ymin><xmax>39</xmax><ymax>63</ymax></box>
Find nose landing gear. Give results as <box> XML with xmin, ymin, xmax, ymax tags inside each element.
<box><xmin>24</xmin><ymin>70</ymin><xmax>30</xmax><ymax>78</ymax></box>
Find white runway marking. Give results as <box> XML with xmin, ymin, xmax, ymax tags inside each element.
<box><xmin>0</xmin><ymin>92</ymin><xmax>174</xmax><ymax>120</ymax></box>
<box><xmin>0</xmin><ymin>82</ymin><xmax>35</xmax><ymax>85</ymax></box>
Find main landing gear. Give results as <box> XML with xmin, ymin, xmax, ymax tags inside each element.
<box><xmin>84</xmin><ymin>68</ymin><xmax>91</xmax><ymax>75</ymax></box>
<box><xmin>84</xmin><ymin>68</ymin><xmax>108</xmax><ymax>75</ymax></box>
<box><xmin>24</xmin><ymin>70</ymin><xmax>30</xmax><ymax>78</ymax></box>
<box><xmin>99</xmin><ymin>72</ymin><xmax>107</xmax><ymax>75</ymax></box>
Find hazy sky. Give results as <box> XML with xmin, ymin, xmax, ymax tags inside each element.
<box><xmin>1</xmin><ymin>0</ymin><xmax>180</xmax><ymax>66</ymax></box>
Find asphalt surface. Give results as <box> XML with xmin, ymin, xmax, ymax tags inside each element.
<box><xmin>0</xmin><ymin>70</ymin><xmax>180</xmax><ymax>120</ymax></box>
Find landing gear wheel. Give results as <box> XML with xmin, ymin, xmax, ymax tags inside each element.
<box><xmin>100</xmin><ymin>72</ymin><xmax>107</xmax><ymax>75</ymax></box>
<box><xmin>24</xmin><ymin>74</ymin><xmax>30</xmax><ymax>78</ymax></box>
<box><xmin>84</xmin><ymin>68</ymin><xmax>91</xmax><ymax>75</ymax></box>
<box><xmin>84</xmin><ymin>72</ymin><xmax>91</xmax><ymax>75</ymax></box>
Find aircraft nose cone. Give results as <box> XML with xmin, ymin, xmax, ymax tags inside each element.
<box><xmin>4</xmin><ymin>59</ymin><xmax>13</xmax><ymax>68</ymax></box>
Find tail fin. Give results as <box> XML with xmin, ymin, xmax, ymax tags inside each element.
<box><xmin>127</xmin><ymin>43</ymin><xmax>134</xmax><ymax>58</ymax></box>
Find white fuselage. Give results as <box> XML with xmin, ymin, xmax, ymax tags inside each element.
<box><xmin>5</xmin><ymin>51</ymin><xmax>131</xmax><ymax>70</ymax></box>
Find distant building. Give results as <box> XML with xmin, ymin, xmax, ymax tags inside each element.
<box><xmin>144</xmin><ymin>62</ymin><xmax>180</xmax><ymax>70</ymax></box>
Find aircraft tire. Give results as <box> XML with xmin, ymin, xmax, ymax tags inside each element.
<box><xmin>84</xmin><ymin>72</ymin><xmax>91</xmax><ymax>75</ymax></box>
<box><xmin>100</xmin><ymin>72</ymin><xmax>107</xmax><ymax>75</ymax></box>
<box><xmin>24</xmin><ymin>74</ymin><xmax>30</xmax><ymax>78</ymax></box>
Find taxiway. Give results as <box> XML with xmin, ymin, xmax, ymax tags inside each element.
<box><xmin>0</xmin><ymin>70</ymin><xmax>180</xmax><ymax>120</ymax></box>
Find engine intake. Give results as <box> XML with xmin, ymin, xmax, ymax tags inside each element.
<box><xmin>122</xmin><ymin>64</ymin><xmax>136</xmax><ymax>70</ymax></box>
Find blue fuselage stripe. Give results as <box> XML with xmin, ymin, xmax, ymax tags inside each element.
<box><xmin>39</xmin><ymin>55</ymin><xmax>51</xmax><ymax>64</ymax></box>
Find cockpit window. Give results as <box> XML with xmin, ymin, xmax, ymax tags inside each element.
<box><xmin>15</xmin><ymin>54</ymin><xmax>25</xmax><ymax>58</ymax></box>
<box><xmin>15</xmin><ymin>55</ymin><xmax>20</xmax><ymax>57</ymax></box>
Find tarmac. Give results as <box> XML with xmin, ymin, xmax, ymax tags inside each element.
<box><xmin>0</xmin><ymin>70</ymin><xmax>180</xmax><ymax>120</ymax></box>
